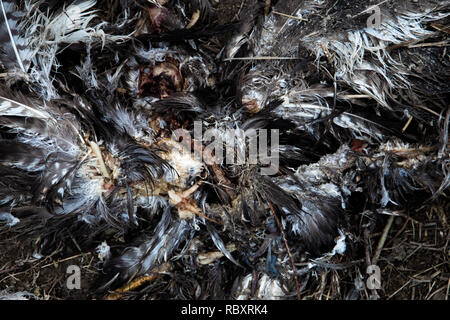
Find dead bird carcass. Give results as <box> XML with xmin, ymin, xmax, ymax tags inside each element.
<box><xmin>0</xmin><ymin>0</ymin><xmax>448</xmax><ymax>299</ymax></box>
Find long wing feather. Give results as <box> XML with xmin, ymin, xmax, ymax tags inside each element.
<box><xmin>0</xmin><ymin>95</ymin><xmax>51</xmax><ymax>119</ymax></box>
<box><xmin>0</xmin><ymin>0</ymin><xmax>33</xmax><ymax>72</ymax></box>
<box><xmin>101</xmin><ymin>208</ymin><xmax>190</xmax><ymax>288</ymax></box>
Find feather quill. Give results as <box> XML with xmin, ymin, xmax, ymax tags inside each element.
<box><xmin>0</xmin><ymin>94</ymin><xmax>51</xmax><ymax>119</ymax></box>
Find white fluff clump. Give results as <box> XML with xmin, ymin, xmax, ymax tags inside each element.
<box><xmin>18</xmin><ymin>0</ymin><xmax>132</xmax><ymax>100</ymax></box>
<box><xmin>327</xmin><ymin>229</ymin><xmax>347</xmax><ymax>256</ymax></box>
<box><xmin>96</xmin><ymin>241</ymin><xmax>111</xmax><ymax>262</ymax></box>
<box><xmin>310</xmin><ymin>9</ymin><xmax>450</xmax><ymax>108</ymax></box>
<box><xmin>235</xmin><ymin>273</ymin><xmax>285</xmax><ymax>300</ymax></box>
<box><xmin>0</xmin><ymin>290</ymin><xmax>37</xmax><ymax>300</ymax></box>
<box><xmin>0</xmin><ymin>212</ymin><xmax>20</xmax><ymax>226</ymax></box>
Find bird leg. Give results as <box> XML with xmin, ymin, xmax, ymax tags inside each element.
<box><xmin>168</xmin><ymin>182</ymin><xmax>221</xmax><ymax>224</ymax></box>
<box><xmin>105</xmin><ymin>263</ymin><xmax>172</xmax><ymax>300</ymax></box>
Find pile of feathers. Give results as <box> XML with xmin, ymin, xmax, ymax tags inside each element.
<box><xmin>0</xmin><ymin>0</ymin><xmax>448</xmax><ymax>299</ymax></box>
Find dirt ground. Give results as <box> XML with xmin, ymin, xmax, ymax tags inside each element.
<box><xmin>0</xmin><ymin>0</ymin><xmax>448</xmax><ymax>300</ymax></box>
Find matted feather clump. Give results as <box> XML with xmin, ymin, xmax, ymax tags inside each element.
<box><xmin>0</xmin><ymin>0</ymin><xmax>448</xmax><ymax>300</ymax></box>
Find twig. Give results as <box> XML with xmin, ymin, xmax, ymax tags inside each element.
<box><xmin>408</xmin><ymin>41</ymin><xmax>449</xmax><ymax>48</ymax></box>
<box><xmin>424</xmin><ymin>280</ymin><xmax>437</xmax><ymax>299</ymax></box>
<box><xmin>272</xmin><ymin>10</ymin><xmax>308</xmax><ymax>21</ymax></box>
<box><xmin>0</xmin><ymin>252</ymin><xmax>92</xmax><ymax>283</ymax></box>
<box><xmin>402</xmin><ymin>116</ymin><xmax>413</xmax><ymax>133</ymax></box>
<box><xmin>232</xmin><ymin>0</ymin><xmax>246</xmax><ymax>21</ymax></box>
<box><xmin>352</xmin><ymin>0</ymin><xmax>389</xmax><ymax>18</ymax></box>
<box><xmin>412</xmin><ymin>262</ymin><xmax>448</xmax><ymax>278</ymax></box>
<box><xmin>431</xmin><ymin>23</ymin><xmax>450</xmax><ymax>34</ymax></box>
<box><xmin>387</xmin><ymin>279</ymin><xmax>412</xmax><ymax>299</ymax></box>
<box><xmin>426</xmin><ymin>285</ymin><xmax>446</xmax><ymax>300</ymax></box>
<box><xmin>0</xmin><ymin>266</ymin><xmax>20</xmax><ymax>275</ymax></box>
<box><xmin>340</xmin><ymin>94</ymin><xmax>371</xmax><ymax>99</ymax></box>
<box><xmin>372</xmin><ymin>215</ymin><xmax>394</xmax><ymax>265</ymax></box>
<box><xmin>223</xmin><ymin>56</ymin><xmax>301</xmax><ymax>61</ymax></box>
<box><xmin>39</xmin><ymin>252</ymin><xmax>93</xmax><ymax>269</ymax></box>
<box><xmin>415</xmin><ymin>104</ymin><xmax>442</xmax><ymax>118</ymax></box>
<box><xmin>325</xmin><ymin>274</ymin><xmax>333</xmax><ymax>300</ymax></box>
<box><xmin>438</xmin><ymin>106</ymin><xmax>450</xmax><ymax>158</ymax></box>
<box><xmin>386</xmin><ymin>217</ymin><xmax>409</xmax><ymax>247</ymax></box>
<box><xmin>446</xmin><ymin>278</ymin><xmax>449</xmax><ymax>300</ymax></box>
<box><xmin>317</xmin><ymin>270</ymin><xmax>328</xmax><ymax>300</ymax></box>
<box><xmin>268</xmin><ymin>203</ymin><xmax>301</xmax><ymax>300</ymax></box>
